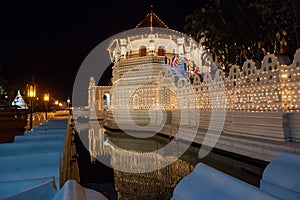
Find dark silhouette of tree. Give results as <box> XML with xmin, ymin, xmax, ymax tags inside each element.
<box><xmin>249</xmin><ymin>0</ymin><xmax>300</xmax><ymax>56</ymax></box>
<box><xmin>185</xmin><ymin>0</ymin><xmax>300</xmax><ymax>71</ymax></box>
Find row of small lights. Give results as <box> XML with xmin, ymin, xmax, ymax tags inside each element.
<box><xmin>184</xmin><ymin>62</ymin><xmax>300</xmax><ymax>112</ymax></box>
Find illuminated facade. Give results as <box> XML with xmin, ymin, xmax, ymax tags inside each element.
<box><xmin>88</xmin><ymin>76</ymin><xmax>111</xmax><ymax>119</ymax></box>
<box><xmin>88</xmin><ymin>12</ymin><xmax>300</xmax><ymax>161</ymax></box>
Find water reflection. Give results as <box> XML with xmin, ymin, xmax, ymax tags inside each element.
<box><xmin>76</xmin><ymin>120</ymin><xmax>267</xmax><ymax>200</ymax></box>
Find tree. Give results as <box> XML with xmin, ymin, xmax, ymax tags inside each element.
<box><xmin>184</xmin><ymin>0</ymin><xmax>300</xmax><ymax>71</ymax></box>
<box><xmin>0</xmin><ymin>64</ymin><xmax>9</xmax><ymax>107</ymax></box>
<box><xmin>249</xmin><ymin>0</ymin><xmax>300</xmax><ymax>57</ymax></box>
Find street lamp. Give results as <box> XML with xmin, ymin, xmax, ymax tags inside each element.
<box><xmin>27</xmin><ymin>83</ymin><xmax>37</xmax><ymax>130</ymax></box>
<box><xmin>44</xmin><ymin>93</ymin><xmax>49</xmax><ymax>120</ymax></box>
<box><xmin>67</xmin><ymin>97</ymin><xmax>71</xmax><ymax>115</ymax></box>
<box><xmin>67</xmin><ymin>97</ymin><xmax>71</xmax><ymax>108</ymax></box>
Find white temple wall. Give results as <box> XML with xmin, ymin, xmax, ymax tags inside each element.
<box><xmin>101</xmin><ymin>49</ymin><xmax>300</xmax><ymax>161</ymax></box>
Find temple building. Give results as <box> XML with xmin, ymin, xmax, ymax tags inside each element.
<box><xmin>88</xmin><ymin>11</ymin><xmax>210</xmax><ymax>118</ymax></box>
<box><xmin>87</xmin><ymin>11</ymin><xmax>300</xmax><ymax>162</ymax></box>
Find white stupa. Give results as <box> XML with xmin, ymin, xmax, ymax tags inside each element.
<box><xmin>11</xmin><ymin>90</ymin><xmax>27</xmax><ymax>109</ymax></box>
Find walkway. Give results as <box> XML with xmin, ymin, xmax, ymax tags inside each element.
<box><xmin>0</xmin><ymin>114</ymin><xmax>107</xmax><ymax>200</ymax></box>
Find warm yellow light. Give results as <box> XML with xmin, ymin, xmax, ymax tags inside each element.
<box><xmin>58</xmin><ymin>103</ymin><xmax>63</xmax><ymax>107</ymax></box>
<box><xmin>44</xmin><ymin>93</ymin><xmax>49</xmax><ymax>101</ymax></box>
<box><xmin>27</xmin><ymin>84</ymin><xmax>36</xmax><ymax>98</ymax></box>
<box><xmin>55</xmin><ymin>100</ymin><xmax>59</xmax><ymax>105</ymax></box>
<box><xmin>281</xmin><ymin>73</ymin><xmax>288</xmax><ymax>79</ymax></box>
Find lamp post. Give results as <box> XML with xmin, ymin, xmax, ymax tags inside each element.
<box><xmin>67</xmin><ymin>97</ymin><xmax>70</xmax><ymax>108</ymax></box>
<box><xmin>67</xmin><ymin>97</ymin><xmax>71</xmax><ymax>116</ymax></box>
<box><xmin>27</xmin><ymin>83</ymin><xmax>37</xmax><ymax>130</ymax></box>
<box><xmin>44</xmin><ymin>93</ymin><xmax>49</xmax><ymax>120</ymax></box>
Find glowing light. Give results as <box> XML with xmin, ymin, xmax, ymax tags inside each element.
<box><xmin>27</xmin><ymin>84</ymin><xmax>36</xmax><ymax>98</ymax></box>
<box><xmin>281</xmin><ymin>73</ymin><xmax>288</xmax><ymax>79</ymax></box>
<box><xmin>44</xmin><ymin>93</ymin><xmax>50</xmax><ymax>101</ymax></box>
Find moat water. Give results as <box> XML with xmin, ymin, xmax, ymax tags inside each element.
<box><xmin>75</xmin><ymin>120</ymin><xmax>268</xmax><ymax>200</ymax></box>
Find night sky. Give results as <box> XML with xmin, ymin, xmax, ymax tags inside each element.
<box><xmin>0</xmin><ymin>0</ymin><xmax>202</xmax><ymax>101</ymax></box>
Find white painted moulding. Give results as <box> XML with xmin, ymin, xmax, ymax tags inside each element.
<box><xmin>53</xmin><ymin>179</ymin><xmax>108</xmax><ymax>200</ymax></box>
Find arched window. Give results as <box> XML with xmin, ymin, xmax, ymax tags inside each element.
<box><xmin>139</xmin><ymin>46</ymin><xmax>147</xmax><ymax>57</ymax></box>
<box><xmin>158</xmin><ymin>46</ymin><xmax>166</xmax><ymax>56</ymax></box>
<box><xmin>268</xmin><ymin>57</ymin><xmax>272</xmax><ymax>63</ymax></box>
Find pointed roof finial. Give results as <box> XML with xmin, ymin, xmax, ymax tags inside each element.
<box><xmin>135</xmin><ymin>5</ymin><xmax>169</xmax><ymax>30</ymax></box>
<box><xmin>150</xmin><ymin>5</ymin><xmax>153</xmax><ymax>31</ymax></box>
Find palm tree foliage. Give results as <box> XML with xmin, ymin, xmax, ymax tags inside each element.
<box><xmin>184</xmin><ymin>0</ymin><xmax>300</xmax><ymax>71</ymax></box>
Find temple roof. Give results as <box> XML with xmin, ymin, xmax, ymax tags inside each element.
<box><xmin>135</xmin><ymin>12</ymin><xmax>169</xmax><ymax>29</ymax></box>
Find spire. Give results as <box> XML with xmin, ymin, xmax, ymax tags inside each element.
<box><xmin>135</xmin><ymin>6</ymin><xmax>169</xmax><ymax>30</ymax></box>
<box><xmin>150</xmin><ymin>5</ymin><xmax>153</xmax><ymax>31</ymax></box>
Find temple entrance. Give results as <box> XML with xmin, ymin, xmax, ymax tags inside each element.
<box><xmin>103</xmin><ymin>93</ymin><xmax>110</xmax><ymax>110</ymax></box>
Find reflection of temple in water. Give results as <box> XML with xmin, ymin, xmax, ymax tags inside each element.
<box><xmin>84</xmin><ymin>121</ymin><xmax>266</xmax><ymax>199</ymax></box>
<box><xmin>113</xmin><ymin>159</ymin><xmax>193</xmax><ymax>200</ymax></box>
<box><xmin>85</xmin><ymin>120</ymin><xmax>194</xmax><ymax>199</ymax></box>
<box><xmin>88</xmin><ymin>123</ymin><xmax>110</xmax><ymax>163</ymax></box>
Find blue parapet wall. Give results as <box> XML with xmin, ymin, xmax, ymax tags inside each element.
<box><xmin>260</xmin><ymin>151</ymin><xmax>300</xmax><ymax>200</ymax></box>
<box><xmin>0</xmin><ymin>177</ymin><xmax>57</xmax><ymax>200</ymax></box>
<box><xmin>0</xmin><ymin>118</ymin><xmax>66</xmax><ymax>198</ymax></box>
<box><xmin>14</xmin><ymin>134</ymin><xmax>65</xmax><ymax>143</ymax></box>
<box><xmin>0</xmin><ymin>141</ymin><xmax>64</xmax><ymax>156</ymax></box>
<box><xmin>0</xmin><ymin>151</ymin><xmax>61</xmax><ymax>187</ymax></box>
<box><xmin>0</xmin><ymin>117</ymin><xmax>106</xmax><ymax>200</ymax></box>
<box><xmin>171</xmin><ymin>162</ymin><xmax>278</xmax><ymax>200</ymax></box>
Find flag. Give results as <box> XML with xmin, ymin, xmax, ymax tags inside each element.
<box><xmin>167</xmin><ymin>58</ymin><xmax>171</xmax><ymax>65</ymax></box>
<box><xmin>261</xmin><ymin>47</ymin><xmax>267</xmax><ymax>55</ymax></box>
<box><xmin>194</xmin><ymin>67</ymin><xmax>199</xmax><ymax>75</ymax></box>
<box><xmin>171</xmin><ymin>56</ymin><xmax>178</xmax><ymax>66</ymax></box>
<box><xmin>189</xmin><ymin>65</ymin><xmax>193</xmax><ymax>72</ymax></box>
<box><xmin>184</xmin><ymin>58</ymin><xmax>192</xmax><ymax>72</ymax></box>
<box><xmin>167</xmin><ymin>56</ymin><xmax>178</xmax><ymax>67</ymax></box>
<box><xmin>215</xmin><ymin>55</ymin><xmax>220</xmax><ymax>63</ymax></box>
<box><xmin>184</xmin><ymin>63</ymin><xmax>187</xmax><ymax>72</ymax></box>
<box><xmin>241</xmin><ymin>49</ymin><xmax>248</xmax><ymax>60</ymax></box>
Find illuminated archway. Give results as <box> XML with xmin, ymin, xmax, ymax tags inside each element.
<box><xmin>103</xmin><ymin>93</ymin><xmax>110</xmax><ymax>109</ymax></box>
